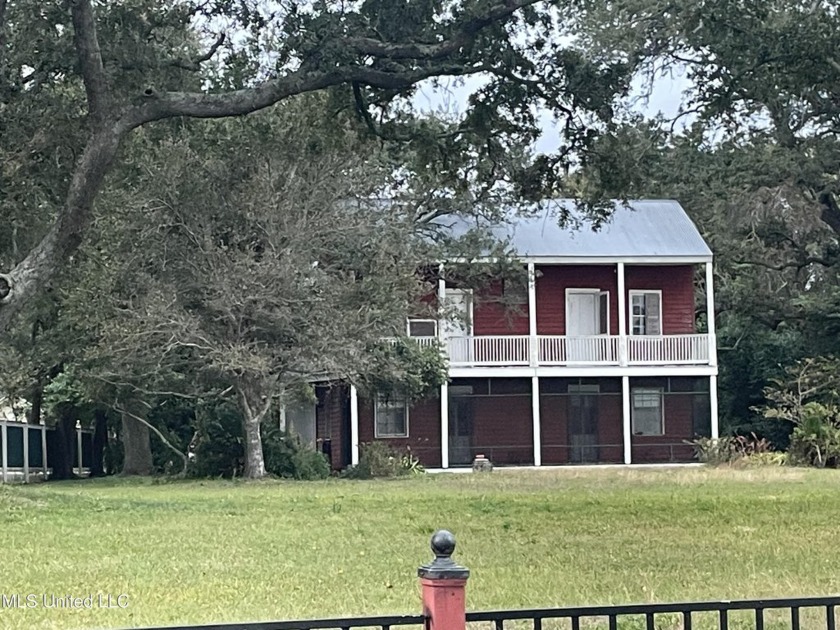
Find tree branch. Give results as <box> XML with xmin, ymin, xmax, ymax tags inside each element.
<box><xmin>128</xmin><ymin>64</ymin><xmax>475</xmax><ymax>126</ymax></box>
<box><xmin>169</xmin><ymin>32</ymin><xmax>226</xmax><ymax>72</ymax></box>
<box><xmin>114</xmin><ymin>403</ymin><xmax>189</xmax><ymax>477</ymax></box>
<box><xmin>344</xmin><ymin>0</ymin><xmax>542</xmax><ymax>59</ymax></box>
<box><xmin>819</xmin><ymin>191</ymin><xmax>840</xmax><ymax>236</ymax></box>
<box><xmin>0</xmin><ymin>0</ymin><xmax>8</xmax><ymax>66</ymax></box>
<box><xmin>0</xmin><ymin>125</ymin><xmax>127</xmax><ymax>330</ymax></box>
<box><xmin>70</xmin><ymin>0</ymin><xmax>112</xmax><ymax>121</ymax></box>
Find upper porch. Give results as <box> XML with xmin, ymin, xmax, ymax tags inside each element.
<box><xmin>411</xmin><ymin>333</ymin><xmax>712</xmax><ymax>368</ymax></box>
<box><xmin>409</xmin><ymin>257</ymin><xmax>717</xmax><ymax>371</ymax></box>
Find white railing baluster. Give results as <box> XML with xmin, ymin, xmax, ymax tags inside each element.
<box><xmin>433</xmin><ymin>334</ymin><xmax>711</xmax><ymax>366</ymax></box>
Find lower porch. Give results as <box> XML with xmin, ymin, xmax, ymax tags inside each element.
<box><xmin>348</xmin><ymin>375</ymin><xmax>718</xmax><ymax>469</ymax></box>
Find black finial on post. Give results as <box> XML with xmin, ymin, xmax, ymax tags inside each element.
<box><xmin>418</xmin><ymin>530</ymin><xmax>470</xmax><ymax>580</ymax></box>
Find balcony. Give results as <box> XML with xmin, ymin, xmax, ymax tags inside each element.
<box><xmin>408</xmin><ymin>334</ymin><xmax>712</xmax><ymax>367</ymax></box>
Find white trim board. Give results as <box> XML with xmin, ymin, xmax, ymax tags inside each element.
<box><xmin>441</xmin><ymin>256</ymin><xmax>713</xmax><ymax>265</ymax></box>
<box><xmin>448</xmin><ymin>366</ymin><xmax>719</xmax><ymax>379</ymax></box>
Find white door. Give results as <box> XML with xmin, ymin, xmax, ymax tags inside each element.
<box><xmin>567</xmin><ymin>292</ymin><xmax>599</xmax><ymax>336</ymax></box>
<box><xmin>442</xmin><ymin>289</ymin><xmax>473</xmax><ymax>363</ymax></box>
<box><xmin>566</xmin><ymin>291</ymin><xmax>607</xmax><ymax>361</ymax></box>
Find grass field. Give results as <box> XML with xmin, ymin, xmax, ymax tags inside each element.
<box><xmin>2</xmin><ymin>467</ymin><xmax>840</xmax><ymax>630</ymax></box>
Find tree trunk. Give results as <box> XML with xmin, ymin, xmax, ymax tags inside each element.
<box><xmin>0</xmin><ymin>125</ymin><xmax>126</xmax><ymax>331</ymax></box>
<box><xmin>236</xmin><ymin>378</ymin><xmax>274</xmax><ymax>479</ymax></box>
<box><xmin>242</xmin><ymin>411</ymin><xmax>267</xmax><ymax>479</ymax></box>
<box><xmin>90</xmin><ymin>408</ymin><xmax>108</xmax><ymax>477</ymax></box>
<box><xmin>121</xmin><ymin>406</ymin><xmax>153</xmax><ymax>476</ymax></box>
<box><xmin>50</xmin><ymin>406</ymin><xmax>77</xmax><ymax>480</ymax></box>
<box><xmin>28</xmin><ymin>379</ymin><xmax>42</xmax><ymax>425</ymax></box>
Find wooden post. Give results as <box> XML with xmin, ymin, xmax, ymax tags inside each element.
<box><xmin>349</xmin><ymin>385</ymin><xmax>359</xmax><ymax>466</ymax></box>
<box><xmin>622</xmin><ymin>376</ymin><xmax>632</xmax><ymax>465</ymax></box>
<box><xmin>418</xmin><ymin>530</ymin><xmax>470</xmax><ymax>630</ymax></box>
<box><xmin>22</xmin><ymin>423</ymin><xmax>29</xmax><ymax>483</ymax></box>
<box><xmin>617</xmin><ymin>262</ymin><xmax>627</xmax><ymax>366</ymax></box>
<box><xmin>440</xmin><ymin>382</ymin><xmax>449</xmax><ymax>469</ymax></box>
<box><xmin>1</xmin><ymin>422</ymin><xmax>7</xmax><ymax>483</ymax></box>
<box><xmin>41</xmin><ymin>424</ymin><xmax>48</xmax><ymax>479</ymax></box>
<box><xmin>531</xmin><ymin>375</ymin><xmax>541</xmax><ymax>467</ymax></box>
<box><xmin>527</xmin><ymin>262</ymin><xmax>538</xmax><ymax>367</ymax></box>
<box><xmin>705</xmin><ymin>261</ymin><xmax>717</xmax><ymax>367</ymax></box>
<box><xmin>76</xmin><ymin>423</ymin><xmax>83</xmax><ymax>476</ymax></box>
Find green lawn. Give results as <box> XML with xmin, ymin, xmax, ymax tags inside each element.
<box><xmin>2</xmin><ymin>467</ymin><xmax>840</xmax><ymax>630</ymax></box>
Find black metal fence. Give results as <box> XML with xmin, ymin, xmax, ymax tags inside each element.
<box><xmin>136</xmin><ymin>595</ymin><xmax>840</xmax><ymax>630</ymax></box>
<box><xmin>465</xmin><ymin>596</ymin><xmax>840</xmax><ymax>629</ymax></box>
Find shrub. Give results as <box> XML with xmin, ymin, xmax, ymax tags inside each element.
<box><xmin>343</xmin><ymin>441</ymin><xmax>424</xmax><ymax>479</ymax></box>
<box><xmin>189</xmin><ymin>401</ymin><xmax>329</xmax><ymax>480</ymax></box>
<box><xmin>787</xmin><ymin>402</ymin><xmax>840</xmax><ymax>468</ymax></box>
<box><xmin>189</xmin><ymin>401</ymin><xmax>244</xmax><ymax>478</ymax></box>
<box><xmin>690</xmin><ymin>433</ymin><xmax>774</xmax><ymax>465</ymax></box>
<box><xmin>743</xmin><ymin>451</ymin><xmax>788</xmax><ymax>467</ymax></box>
<box><xmin>262</xmin><ymin>424</ymin><xmax>330</xmax><ymax>480</ymax></box>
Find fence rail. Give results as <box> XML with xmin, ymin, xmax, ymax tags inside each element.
<box><xmin>466</xmin><ymin>596</ymin><xmax>840</xmax><ymax>629</ymax></box>
<box><xmin>134</xmin><ymin>596</ymin><xmax>840</xmax><ymax>630</ymax></box>
<box><xmin>141</xmin><ymin>613</ymin><xmax>426</xmax><ymax>630</ymax></box>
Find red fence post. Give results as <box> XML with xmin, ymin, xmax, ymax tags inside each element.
<box><xmin>418</xmin><ymin>530</ymin><xmax>470</xmax><ymax>630</ymax></box>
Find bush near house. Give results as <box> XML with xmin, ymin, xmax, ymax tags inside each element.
<box><xmin>343</xmin><ymin>441</ymin><xmax>424</xmax><ymax>479</ymax></box>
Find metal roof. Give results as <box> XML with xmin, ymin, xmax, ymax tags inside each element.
<box><xmin>442</xmin><ymin>199</ymin><xmax>712</xmax><ymax>260</ymax></box>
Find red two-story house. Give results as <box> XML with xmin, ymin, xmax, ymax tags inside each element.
<box><xmin>303</xmin><ymin>200</ymin><xmax>717</xmax><ymax>470</ymax></box>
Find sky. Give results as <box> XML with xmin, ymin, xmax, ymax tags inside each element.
<box><xmin>413</xmin><ymin>69</ymin><xmax>693</xmax><ymax>154</ymax></box>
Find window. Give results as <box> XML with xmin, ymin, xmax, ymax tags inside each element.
<box><xmin>598</xmin><ymin>291</ymin><xmax>609</xmax><ymax>335</ymax></box>
<box><xmin>629</xmin><ymin>291</ymin><xmax>662</xmax><ymax>335</ymax></box>
<box><xmin>407</xmin><ymin>319</ymin><xmax>437</xmax><ymax>337</ymax></box>
<box><xmin>375</xmin><ymin>395</ymin><xmax>408</xmax><ymax>438</ymax></box>
<box><xmin>631</xmin><ymin>388</ymin><xmax>664</xmax><ymax>435</ymax></box>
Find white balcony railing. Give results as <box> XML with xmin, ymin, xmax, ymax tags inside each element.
<box><xmin>435</xmin><ymin>334</ymin><xmax>710</xmax><ymax>367</ymax></box>
<box><xmin>538</xmin><ymin>335</ymin><xmax>620</xmax><ymax>365</ymax></box>
<box><xmin>627</xmin><ymin>334</ymin><xmax>710</xmax><ymax>365</ymax></box>
<box><xmin>446</xmin><ymin>335</ymin><xmax>531</xmax><ymax>366</ymax></box>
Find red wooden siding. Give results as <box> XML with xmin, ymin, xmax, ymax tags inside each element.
<box><xmin>443</xmin><ymin>264</ymin><xmax>697</xmax><ymax>336</ymax></box>
<box><xmin>473</xmin><ymin>281</ymin><xmax>529</xmax><ymax>335</ymax></box>
<box><xmin>625</xmin><ymin>265</ymin><xmax>695</xmax><ymax>334</ymax></box>
<box><xmin>315</xmin><ymin>384</ymin><xmax>348</xmax><ymax>471</ymax></box>
<box><xmin>535</xmin><ymin>265</ymin><xmax>619</xmax><ymax>335</ymax></box>
<box><xmin>358</xmin><ymin>395</ymin><xmax>442</xmax><ymax>468</ymax></box>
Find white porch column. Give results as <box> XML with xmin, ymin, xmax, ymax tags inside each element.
<box><xmin>710</xmin><ymin>375</ymin><xmax>719</xmax><ymax>440</ymax></box>
<box><xmin>41</xmin><ymin>424</ymin><xmax>48</xmax><ymax>477</ymax></box>
<box><xmin>531</xmin><ymin>375</ymin><xmax>541</xmax><ymax>466</ymax></box>
<box><xmin>349</xmin><ymin>385</ymin><xmax>360</xmax><ymax>466</ymax></box>
<box><xmin>76</xmin><ymin>422</ymin><xmax>83</xmax><ymax>476</ymax></box>
<box><xmin>1</xmin><ymin>423</ymin><xmax>7</xmax><ymax>483</ymax></box>
<box><xmin>705</xmin><ymin>261</ymin><xmax>717</xmax><ymax>366</ymax></box>
<box><xmin>617</xmin><ymin>262</ymin><xmax>627</xmax><ymax>366</ymax></box>
<box><xmin>440</xmin><ymin>382</ymin><xmax>449</xmax><ymax>469</ymax></box>
<box><xmin>622</xmin><ymin>376</ymin><xmax>632</xmax><ymax>464</ymax></box>
<box><xmin>438</xmin><ymin>264</ymin><xmax>446</xmax><ymax>326</ymax></box>
<box><xmin>527</xmin><ymin>262</ymin><xmax>538</xmax><ymax>367</ymax></box>
<box><xmin>22</xmin><ymin>423</ymin><xmax>29</xmax><ymax>483</ymax></box>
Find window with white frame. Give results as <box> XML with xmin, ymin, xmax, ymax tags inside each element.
<box><xmin>407</xmin><ymin>319</ymin><xmax>437</xmax><ymax>337</ymax></box>
<box><xmin>629</xmin><ymin>291</ymin><xmax>662</xmax><ymax>335</ymax></box>
<box><xmin>631</xmin><ymin>388</ymin><xmax>664</xmax><ymax>435</ymax></box>
<box><xmin>375</xmin><ymin>395</ymin><xmax>409</xmax><ymax>438</ymax></box>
